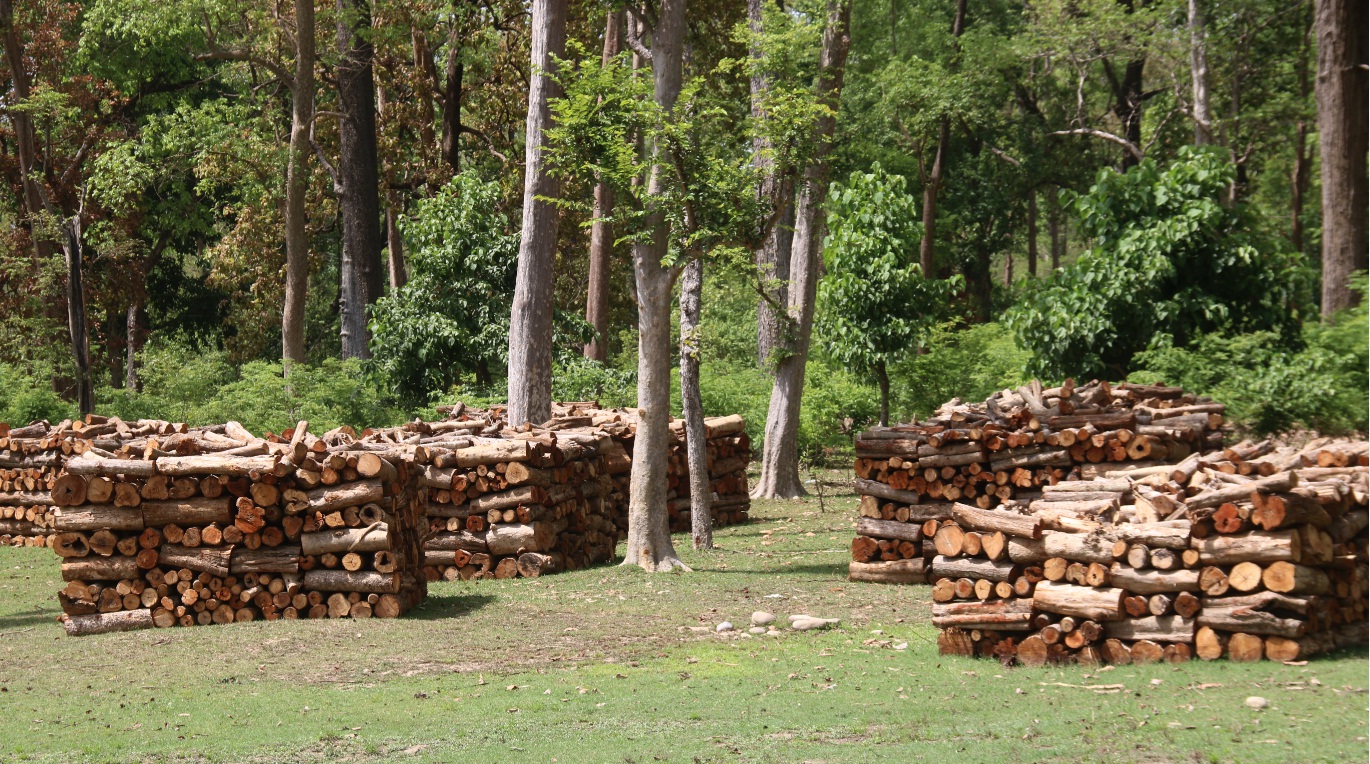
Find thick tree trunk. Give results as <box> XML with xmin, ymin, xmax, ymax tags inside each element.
<box><xmin>507</xmin><ymin>0</ymin><xmax>568</xmax><ymax>426</ymax></box>
<box><xmin>624</xmin><ymin>0</ymin><xmax>689</xmax><ymax>572</ymax></box>
<box><xmin>337</xmin><ymin>0</ymin><xmax>384</xmax><ymax>360</ymax></box>
<box><xmin>753</xmin><ymin>0</ymin><xmax>852</xmax><ymax>500</ymax></box>
<box><xmin>680</xmin><ymin>257</ymin><xmax>713</xmax><ymax>550</ymax></box>
<box><xmin>385</xmin><ymin>189</ymin><xmax>407</xmax><ymax>290</ymax></box>
<box><xmin>59</xmin><ymin>215</ymin><xmax>93</xmax><ymax>416</ymax></box>
<box><xmin>916</xmin><ymin>0</ymin><xmax>966</xmax><ymax>278</ymax></box>
<box><xmin>585</xmin><ymin>10</ymin><xmax>623</xmax><ymax>363</ymax></box>
<box><xmin>1188</xmin><ymin>0</ymin><xmax>1213</xmax><ymax>144</ymax></box>
<box><xmin>1026</xmin><ymin>191</ymin><xmax>1038</xmax><ymax>277</ymax></box>
<box><xmin>751</xmin><ymin>0</ymin><xmax>796</xmax><ymax>370</ymax></box>
<box><xmin>282</xmin><ymin>0</ymin><xmax>316</xmax><ymax>366</ymax></box>
<box><xmin>1315</xmin><ymin>0</ymin><xmax>1368</xmax><ymax>316</ymax></box>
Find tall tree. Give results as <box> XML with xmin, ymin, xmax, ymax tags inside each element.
<box><xmin>917</xmin><ymin>0</ymin><xmax>966</xmax><ymax>278</ymax></box>
<box><xmin>1188</xmin><ymin>0</ymin><xmax>1212</xmax><ymax>144</ymax></box>
<box><xmin>751</xmin><ymin>0</ymin><xmax>795</xmax><ymax>370</ymax></box>
<box><xmin>1314</xmin><ymin>0</ymin><xmax>1368</xmax><ymax>316</ymax></box>
<box><xmin>282</xmin><ymin>0</ymin><xmax>317</xmax><ymax>367</ymax></box>
<box><xmin>336</xmin><ymin>0</ymin><xmax>385</xmax><ymax>359</ymax></box>
<box><xmin>622</xmin><ymin>0</ymin><xmax>691</xmax><ymax>571</ymax></box>
<box><xmin>584</xmin><ymin>10</ymin><xmax>623</xmax><ymax>363</ymax></box>
<box><xmin>507</xmin><ymin>0</ymin><xmax>567</xmax><ymax>425</ymax></box>
<box><xmin>752</xmin><ymin>0</ymin><xmax>852</xmax><ymax>499</ymax></box>
<box><xmin>679</xmin><ymin>257</ymin><xmax>712</xmax><ymax>550</ymax></box>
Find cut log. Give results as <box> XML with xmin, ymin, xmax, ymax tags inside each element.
<box><xmin>1042</xmin><ymin>531</ymin><xmax>1116</xmax><ymax>564</ymax></box>
<box><xmin>1129</xmin><ymin>639</ymin><xmax>1165</xmax><ymax>664</ymax></box>
<box><xmin>930</xmin><ymin>555</ymin><xmax>1021</xmax><ymax>583</ymax></box>
<box><xmin>951</xmin><ymin>503</ymin><xmax>1042</xmax><ymax>538</ymax></box>
<box><xmin>300</xmin><ymin>524</ymin><xmax>390</xmax><ymax>556</ymax></box>
<box><xmin>1104</xmin><ymin>616</ymin><xmax>1195</xmax><ymax>643</ymax></box>
<box><xmin>1260</xmin><ymin>561</ymin><xmax>1331</xmax><ymax>594</ymax></box>
<box><xmin>1100</xmin><ymin>638</ymin><xmax>1132</xmax><ymax>665</ymax></box>
<box><xmin>294</xmin><ymin>481</ymin><xmax>385</xmax><ymax>515</ymax></box>
<box><xmin>61</xmin><ymin>556</ymin><xmax>137</xmax><ymax>581</ymax></box>
<box><xmin>155</xmin><ymin>454</ymin><xmax>279</xmax><ymax>477</ymax></box>
<box><xmin>141</xmin><ymin>498</ymin><xmax>233</xmax><ymax>527</ymax></box>
<box><xmin>487</xmin><ymin>522</ymin><xmax>559</xmax><ymax>555</ymax></box>
<box><xmin>158</xmin><ymin>543</ymin><xmax>233</xmax><ymax>576</ymax></box>
<box><xmin>1006</xmin><ymin>537</ymin><xmax>1048</xmax><ymax>564</ymax></box>
<box><xmin>1032</xmin><ymin>581</ymin><xmax>1125</xmax><ymax>621</ymax></box>
<box><xmin>1111</xmin><ymin>521</ymin><xmax>1191</xmax><ymax>550</ymax></box>
<box><xmin>516</xmin><ymin>551</ymin><xmax>564</xmax><ymax>578</ymax></box>
<box><xmin>230</xmin><ymin>545</ymin><xmax>302</xmax><ymax>574</ymax></box>
<box><xmin>932</xmin><ymin>612</ymin><xmax>1033</xmax><ymax>631</ymax></box>
<box><xmin>302</xmin><ymin>569</ymin><xmax>400</xmax><ymax>593</ymax></box>
<box><xmin>1190</xmin><ymin>530</ymin><xmax>1301</xmax><ymax>565</ymax></box>
<box><xmin>1197</xmin><ymin>608</ymin><xmax>1306</xmax><ymax>639</ymax></box>
<box><xmin>1227</xmin><ymin>632</ymin><xmax>1264</xmax><ymax>662</ymax></box>
<box><xmin>1107</xmin><ymin>565</ymin><xmax>1200</xmax><ymax>594</ymax></box>
<box><xmin>62</xmin><ymin>609</ymin><xmax>154</xmax><ymax>636</ymax></box>
<box><xmin>855</xmin><ymin>517</ymin><xmax>923</xmax><ymax>543</ymax></box>
<box><xmin>1228</xmin><ymin>561</ymin><xmax>1264</xmax><ymax>592</ymax></box>
<box><xmin>1194</xmin><ymin>626</ymin><xmax>1227</xmax><ymax>660</ymax></box>
<box><xmin>848</xmin><ymin>559</ymin><xmax>927</xmax><ymax>584</ymax></box>
<box><xmin>53</xmin><ymin>506</ymin><xmax>144</xmax><ymax>532</ymax></box>
<box><xmin>1186</xmin><ymin>472</ymin><xmax>1297</xmax><ymax>509</ymax></box>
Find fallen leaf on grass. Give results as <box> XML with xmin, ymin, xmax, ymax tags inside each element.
<box><xmin>1040</xmin><ymin>682</ymin><xmax>1126</xmax><ymax>694</ymax></box>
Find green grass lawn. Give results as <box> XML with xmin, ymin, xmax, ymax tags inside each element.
<box><xmin>0</xmin><ymin>474</ymin><xmax>1365</xmax><ymax>763</ymax></box>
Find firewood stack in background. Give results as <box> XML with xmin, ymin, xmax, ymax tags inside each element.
<box><xmin>850</xmin><ymin>380</ymin><xmax>1226</xmax><ymax>585</ymax></box>
<box><xmin>49</xmin><ymin>421</ymin><xmax>426</xmax><ymax>636</ymax></box>
<box><xmin>0</xmin><ymin>421</ymin><xmax>66</xmax><ymax>547</ymax></box>
<box><xmin>928</xmin><ymin>437</ymin><xmax>1367</xmax><ymax>665</ymax></box>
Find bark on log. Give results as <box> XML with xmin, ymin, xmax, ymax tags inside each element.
<box><xmin>1186</xmin><ymin>472</ymin><xmax>1297</xmax><ymax>509</ymax></box>
<box><xmin>300</xmin><ymin>524</ymin><xmax>390</xmax><ymax>556</ymax></box>
<box><xmin>1042</xmin><ymin>531</ymin><xmax>1117</xmax><ymax>564</ymax></box>
<box><xmin>230</xmin><ymin>545</ymin><xmax>302</xmax><ymax>574</ymax></box>
<box><xmin>158</xmin><ymin>543</ymin><xmax>233</xmax><ymax>576</ymax></box>
<box><xmin>852</xmin><ymin>478</ymin><xmax>925</xmax><ymax>506</ymax></box>
<box><xmin>487</xmin><ymin>522</ymin><xmax>558</xmax><ymax>555</ymax></box>
<box><xmin>855</xmin><ymin>517</ymin><xmax>923</xmax><ymax>542</ymax></box>
<box><xmin>1033</xmin><ymin>581</ymin><xmax>1126</xmax><ymax>620</ymax></box>
<box><xmin>62</xmin><ymin>608</ymin><xmax>154</xmax><ymax>636</ymax></box>
<box><xmin>1103</xmin><ymin>616</ymin><xmax>1196</xmax><ymax>643</ymax></box>
<box><xmin>848</xmin><ymin>558</ymin><xmax>927</xmax><ymax>584</ymax></box>
<box><xmin>141</xmin><ymin>498</ymin><xmax>233</xmax><ymax>527</ymax></box>
<box><xmin>53</xmin><ymin>506</ymin><xmax>144</xmax><ymax>532</ymax></box>
<box><xmin>61</xmin><ymin>556</ymin><xmax>138</xmax><ymax>581</ymax></box>
<box><xmin>1190</xmin><ymin>530</ymin><xmax>1301</xmax><ymax>565</ymax></box>
<box><xmin>930</xmin><ymin>555</ymin><xmax>1021</xmax><ymax>583</ymax></box>
<box><xmin>951</xmin><ymin>503</ymin><xmax>1042</xmax><ymax>538</ymax></box>
<box><xmin>1197</xmin><ymin>609</ymin><xmax>1306</xmax><ymax>639</ymax></box>
<box><xmin>1108</xmin><ymin>564</ymin><xmax>1201</xmax><ymax>594</ymax></box>
<box><xmin>155</xmin><ymin>454</ymin><xmax>279</xmax><ymax>477</ymax></box>
<box><xmin>302</xmin><ymin>569</ymin><xmax>399</xmax><ymax>593</ymax></box>
<box><xmin>1261</xmin><ymin>561</ymin><xmax>1331</xmax><ymax>594</ymax></box>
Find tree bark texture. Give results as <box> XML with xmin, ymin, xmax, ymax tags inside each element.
<box><xmin>336</xmin><ymin>0</ymin><xmax>384</xmax><ymax>360</ymax></box>
<box><xmin>751</xmin><ymin>0</ymin><xmax>796</xmax><ymax>370</ymax></box>
<box><xmin>1315</xmin><ymin>0</ymin><xmax>1368</xmax><ymax>316</ymax></box>
<box><xmin>916</xmin><ymin>0</ymin><xmax>966</xmax><ymax>278</ymax></box>
<box><xmin>1026</xmin><ymin>191</ymin><xmax>1037</xmax><ymax>277</ymax></box>
<box><xmin>1188</xmin><ymin>0</ymin><xmax>1213</xmax><ymax>144</ymax></box>
<box><xmin>282</xmin><ymin>0</ymin><xmax>316</xmax><ymax>366</ymax></box>
<box><xmin>441</xmin><ymin>42</ymin><xmax>463</xmax><ymax>174</ymax></box>
<box><xmin>585</xmin><ymin>10</ymin><xmax>623</xmax><ymax>363</ymax></box>
<box><xmin>623</xmin><ymin>0</ymin><xmax>689</xmax><ymax>571</ymax></box>
<box><xmin>507</xmin><ymin>0</ymin><xmax>568</xmax><ymax>425</ymax></box>
<box><xmin>385</xmin><ymin>189</ymin><xmax>407</xmax><ymax>290</ymax></box>
<box><xmin>680</xmin><ymin>257</ymin><xmax>713</xmax><ymax>550</ymax></box>
<box><xmin>752</xmin><ymin>0</ymin><xmax>852</xmax><ymax>499</ymax></box>
<box><xmin>59</xmin><ymin>215</ymin><xmax>93</xmax><ymax>415</ymax></box>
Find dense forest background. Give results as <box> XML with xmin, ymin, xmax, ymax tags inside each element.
<box><xmin>0</xmin><ymin>0</ymin><xmax>1365</xmax><ymax>463</ymax></box>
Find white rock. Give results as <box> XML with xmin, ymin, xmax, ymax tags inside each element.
<box><xmin>748</xmin><ymin>627</ymin><xmax>767</xmax><ymax>635</ymax></box>
<box><xmin>716</xmin><ymin>621</ymin><xmax>734</xmax><ymax>633</ymax></box>
<box><xmin>751</xmin><ymin>611</ymin><xmax>776</xmax><ymax>626</ymax></box>
<box><xmin>1245</xmin><ymin>696</ymin><xmax>1268</xmax><ymax>710</ymax></box>
<box><xmin>791</xmin><ymin>617</ymin><xmax>840</xmax><ymax>631</ymax></box>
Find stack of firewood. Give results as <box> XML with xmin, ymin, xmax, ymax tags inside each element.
<box><xmin>49</xmin><ymin>421</ymin><xmax>426</xmax><ymax>636</ymax></box>
<box><xmin>850</xmin><ymin>380</ymin><xmax>1225</xmax><ymax>584</ymax></box>
<box><xmin>928</xmin><ymin>437</ymin><xmax>1367</xmax><ymax>665</ymax></box>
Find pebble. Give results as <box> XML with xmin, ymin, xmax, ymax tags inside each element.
<box><xmin>716</xmin><ymin>621</ymin><xmax>734</xmax><ymax>633</ymax></box>
<box><xmin>748</xmin><ymin>627</ymin><xmax>767</xmax><ymax>635</ymax></box>
<box><xmin>751</xmin><ymin>611</ymin><xmax>775</xmax><ymax>626</ymax></box>
<box><xmin>1245</xmin><ymin>696</ymin><xmax>1268</xmax><ymax>710</ymax></box>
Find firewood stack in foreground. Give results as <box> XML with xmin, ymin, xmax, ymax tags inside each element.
<box><xmin>929</xmin><ymin>437</ymin><xmax>1367</xmax><ymax>665</ymax></box>
<box><xmin>50</xmin><ymin>421</ymin><xmax>425</xmax><ymax>636</ymax></box>
<box><xmin>850</xmin><ymin>380</ymin><xmax>1225</xmax><ymax>585</ymax></box>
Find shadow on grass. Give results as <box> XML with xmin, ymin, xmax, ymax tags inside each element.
<box><xmin>0</xmin><ymin>609</ymin><xmax>59</xmax><ymax>631</ymax></box>
<box><xmin>698</xmin><ymin>562</ymin><xmax>850</xmax><ymax>578</ymax></box>
<box><xmin>405</xmin><ymin>593</ymin><xmax>496</xmax><ymax>621</ymax></box>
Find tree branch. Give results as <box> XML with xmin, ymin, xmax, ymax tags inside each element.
<box><xmin>624</xmin><ymin>9</ymin><xmax>653</xmax><ymax>61</ymax></box>
<box><xmin>1047</xmin><ymin>129</ymin><xmax>1144</xmax><ymax>161</ymax></box>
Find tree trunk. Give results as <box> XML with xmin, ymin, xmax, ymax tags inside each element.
<box><xmin>0</xmin><ymin>0</ymin><xmax>54</xmax><ymax>270</ymax></box>
<box><xmin>751</xmin><ymin>0</ymin><xmax>796</xmax><ymax>370</ymax></box>
<box><xmin>1290</xmin><ymin>6</ymin><xmax>1313</xmax><ymax>253</ymax></box>
<box><xmin>337</xmin><ymin>0</ymin><xmax>384</xmax><ymax>360</ymax></box>
<box><xmin>875</xmin><ymin>359</ymin><xmax>889</xmax><ymax>427</ymax></box>
<box><xmin>752</xmin><ymin>0</ymin><xmax>852</xmax><ymax>500</ymax></box>
<box><xmin>125</xmin><ymin>303</ymin><xmax>139</xmax><ymax>391</ymax></box>
<box><xmin>1188</xmin><ymin>0</ymin><xmax>1213</xmax><ymax>144</ymax></box>
<box><xmin>584</xmin><ymin>10</ymin><xmax>623</xmax><ymax>363</ymax></box>
<box><xmin>59</xmin><ymin>215</ymin><xmax>93</xmax><ymax>416</ymax></box>
<box><xmin>1048</xmin><ymin>189</ymin><xmax>1063</xmax><ymax>269</ymax></box>
<box><xmin>282</xmin><ymin>0</ymin><xmax>316</xmax><ymax>367</ymax></box>
<box><xmin>1315</xmin><ymin>0</ymin><xmax>1369</xmax><ymax>316</ymax></box>
<box><xmin>680</xmin><ymin>257</ymin><xmax>713</xmax><ymax>550</ymax></box>
<box><xmin>1026</xmin><ymin>190</ymin><xmax>1037</xmax><ymax>277</ymax></box>
<box><xmin>916</xmin><ymin>0</ymin><xmax>966</xmax><ymax>278</ymax></box>
<box><xmin>507</xmin><ymin>0</ymin><xmax>568</xmax><ymax>426</ymax></box>
<box><xmin>623</xmin><ymin>0</ymin><xmax>689</xmax><ymax>571</ymax></box>
<box><xmin>442</xmin><ymin>53</ymin><xmax>462</xmax><ymax>175</ymax></box>
<box><xmin>385</xmin><ymin>189</ymin><xmax>407</xmax><ymax>290</ymax></box>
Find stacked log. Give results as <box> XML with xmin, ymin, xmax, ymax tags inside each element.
<box><xmin>51</xmin><ymin>422</ymin><xmax>426</xmax><ymax>636</ymax></box>
<box><xmin>929</xmin><ymin>437</ymin><xmax>1368</xmax><ymax>665</ymax></box>
<box><xmin>850</xmin><ymin>380</ymin><xmax>1224</xmax><ymax>584</ymax></box>
<box><xmin>665</xmin><ymin>414</ymin><xmax>751</xmax><ymax>531</ymax></box>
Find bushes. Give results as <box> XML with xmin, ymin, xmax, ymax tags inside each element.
<box><xmin>0</xmin><ymin>364</ymin><xmax>76</xmax><ymax>425</ymax></box>
<box><xmin>892</xmin><ymin>321</ymin><xmax>1031</xmax><ymax>420</ymax></box>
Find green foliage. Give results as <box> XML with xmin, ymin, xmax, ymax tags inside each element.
<box><xmin>552</xmin><ymin>356</ymin><xmax>637</xmax><ymax>409</ymax></box>
<box><xmin>0</xmin><ymin>364</ymin><xmax>77</xmax><ymax>426</ymax></box>
<box><xmin>369</xmin><ymin>175</ymin><xmax>518</xmax><ymax>405</ymax></box>
<box><xmin>817</xmin><ymin>165</ymin><xmax>961</xmax><ymax>387</ymax></box>
<box><xmin>892</xmin><ymin>321</ymin><xmax>1032</xmax><ymax>420</ymax></box>
<box><xmin>1006</xmin><ymin>148</ymin><xmax>1310</xmax><ymax>378</ymax></box>
<box><xmin>1130</xmin><ymin>280</ymin><xmax>1369</xmax><ymax>435</ymax></box>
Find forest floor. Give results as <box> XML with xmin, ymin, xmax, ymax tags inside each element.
<box><xmin>0</xmin><ymin>472</ymin><xmax>1365</xmax><ymax>763</ymax></box>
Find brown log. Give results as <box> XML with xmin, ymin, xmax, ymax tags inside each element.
<box><xmin>1227</xmin><ymin>632</ymin><xmax>1264</xmax><ymax>662</ymax></box>
<box><xmin>51</xmin><ymin>474</ymin><xmax>88</xmax><ymax>506</ymax></box>
<box><xmin>451</xmin><ymin>440</ymin><xmax>532</xmax><ymax>467</ymax></box>
<box><xmin>848</xmin><ymin>558</ymin><xmax>927</xmax><ymax>584</ymax></box>
<box><xmin>61</xmin><ymin>555</ymin><xmax>137</xmax><ymax>581</ymax></box>
<box><xmin>852</xmin><ymin>478</ymin><xmax>927</xmax><ymax>507</ymax></box>
<box><xmin>1186</xmin><ymin>472</ymin><xmax>1298</xmax><ymax>509</ymax></box>
<box><xmin>293</xmin><ymin>481</ymin><xmax>384</xmax><ymax>515</ymax></box>
<box><xmin>981</xmin><ymin>531</ymin><xmax>1007</xmax><ymax>561</ymax></box>
<box><xmin>1016</xmin><ymin>634</ymin><xmax>1049</xmax><ymax>666</ymax></box>
<box><xmin>158</xmin><ymin>543</ymin><xmax>232</xmax><ymax>576</ymax></box>
<box><xmin>1129</xmin><ymin>639</ymin><xmax>1165</xmax><ymax>664</ymax></box>
<box><xmin>1251</xmin><ymin>492</ymin><xmax>1331</xmax><ymax>531</ymax></box>
<box><xmin>487</xmin><ymin>522</ymin><xmax>559</xmax><ymax>555</ymax></box>
<box><xmin>1228</xmin><ymin>561</ymin><xmax>1264</xmax><ymax>592</ymax></box>
<box><xmin>302</xmin><ymin>569</ymin><xmax>399</xmax><ymax>593</ymax></box>
<box><xmin>1111</xmin><ymin>521</ymin><xmax>1192</xmax><ymax>550</ymax></box>
<box><xmin>230</xmin><ymin>545</ymin><xmax>301</xmax><ymax>574</ymax></box>
<box><xmin>300</xmin><ymin>524</ymin><xmax>390</xmax><ymax>556</ymax></box>
<box><xmin>1263</xmin><ymin>635</ymin><xmax>1328</xmax><ymax>662</ymax></box>
<box><xmin>1173</xmin><ymin>591</ymin><xmax>1201</xmax><ymax>618</ymax></box>
<box><xmin>141</xmin><ymin>498</ymin><xmax>233</xmax><ymax>527</ymax></box>
<box><xmin>53</xmin><ymin>505</ymin><xmax>144</xmax><ymax>532</ymax></box>
<box><xmin>1190</xmin><ymin>530</ymin><xmax>1301</xmax><ymax>565</ymax></box>
<box><xmin>951</xmin><ymin>503</ymin><xmax>1042</xmax><ymax>538</ymax></box>
<box><xmin>1194</xmin><ymin>626</ymin><xmax>1227</xmax><ymax>660</ymax></box>
<box><xmin>1042</xmin><ymin>531</ymin><xmax>1116</xmax><ymax>564</ymax></box>
<box><xmin>1006</xmin><ymin>536</ymin><xmax>1048</xmax><ymax>564</ymax></box>
<box><xmin>933</xmin><ymin>524</ymin><xmax>965</xmax><ymax>556</ymax></box>
<box><xmin>932</xmin><ymin>612</ymin><xmax>1033</xmax><ymax>631</ymax></box>
<box><xmin>155</xmin><ymin>454</ymin><xmax>279</xmax><ymax>477</ymax></box>
<box><xmin>1197</xmin><ymin>608</ymin><xmax>1306</xmax><ymax>639</ymax></box>
<box><xmin>516</xmin><ymin>551</ymin><xmax>564</xmax><ymax>578</ymax></box>
<box><xmin>1103</xmin><ymin>616</ymin><xmax>1195</xmax><ymax>643</ymax></box>
<box><xmin>52</xmin><ymin>532</ymin><xmax>90</xmax><ymax>558</ymax></box>
<box><xmin>1032</xmin><ymin>581</ymin><xmax>1125</xmax><ymax>620</ymax></box>
<box><xmin>353</xmin><ymin>452</ymin><xmax>398</xmax><ymax>482</ymax></box>
<box><xmin>62</xmin><ymin>608</ymin><xmax>154</xmax><ymax>636</ymax></box>
<box><xmin>1260</xmin><ymin>561</ymin><xmax>1330</xmax><ymax>594</ymax></box>
<box><xmin>855</xmin><ymin>517</ymin><xmax>923</xmax><ymax>543</ymax></box>
<box><xmin>425</xmin><ymin>531</ymin><xmax>488</xmax><ymax>552</ymax></box>
<box><xmin>1100</xmin><ymin>638</ymin><xmax>1132</xmax><ymax>665</ymax></box>
<box><xmin>931</xmin><ymin>555</ymin><xmax>1022</xmax><ymax>583</ymax></box>
<box><xmin>1107</xmin><ymin>564</ymin><xmax>1200</xmax><ymax>594</ymax></box>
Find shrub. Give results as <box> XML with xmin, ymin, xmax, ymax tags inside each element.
<box><xmin>0</xmin><ymin>364</ymin><xmax>76</xmax><ymax>425</ymax></box>
<box><xmin>892</xmin><ymin>321</ymin><xmax>1031</xmax><ymax>419</ymax></box>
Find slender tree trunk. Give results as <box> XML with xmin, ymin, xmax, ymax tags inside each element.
<box><xmin>441</xmin><ymin>44</ymin><xmax>463</xmax><ymax>174</ymax></box>
<box><xmin>753</xmin><ymin>0</ymin><xmax>852</xmax><ymax>500</ymax></box>
<box><xmin>0</xmin><ymin>0</ymin><xmax>52</xmax><ymax>271</ymax></box>
<box><xmin>751</xmin><ymin>0</ymin><xmax>796</xmax><ymax>371</ymax></box>
<box><xmin>1290</xmin><ymin>4</ymin><xmax>1313</xmax><ymax>253</ymax></box>
<box><xmin>1315</xmin><ymin>0</ymin><xmax>1368</xmax><ymax>316</ymax></box>
<box><xmin>507</xmin><ymin>0</ymin><xmax>567</xmax><ymax>425</ymax></box>
<box><xmin>585</xmin><ymin>10</ymin><xmax>623</xmax><ymax>363</ymax></box>
<box><xmin>1048</xmin><ymin>189</ymin><xmax>1062</xmax><ymax>270</ymax></box>
<box><xmin>1117</xmin><ymin>58</ymin><xmax>1145</xmax><ymax>169</ymax></box>
<box><xmin>385</xmin><ymin>190</ymin><xmax>407</xmax><ymax>290</ymax></box>
<box><xmin>337</xmin><ymin>0</ymin><xmax>384</xmax><ymax>360</ymax></box>
<box><xmin>680</xmin><ymin>257</ymin><xmax>712</xmax><ymax>550</ymax></box>
<box><xmin>1026</xmin><ymin>191</ymin><xmax>1038</xmax><ymax>277</ymax></box>
<box><xmin>411</xmin><ymin>27</ymin><xmax>438</xmax><ymax>161</ymax></box>
<box><xmin>282</xmin><ymin>0</ymin><xmax>316</xmax><ymax>367</ymax></box>
<box><xmin>1189</xmin><ymin>0</ymin><xmax>1213</xmax><ymax>144</ymax></box>
<box><xmin>875</xmin><ymin>359</ymin><xmax>889</xmax><ymax>427</ymax></box>
<box><xmin>624</xmin><ymin>0</ymin><xmax>690</xmax><ymax>572</ymax></box>
<box><xmin>125</xmin><ymin>303</ymin><xmax>139</xmax><ymax>391</ymax></box>
<box><xmin>917</xmin><ymin>0</ymin><xmax>966</xmax><ymax>278</ymax></box>
<box><xmin>59</xmin><ymin>215</ymin><xmax>92</xmax><ymax>416</ymax></box>
<box><xmin>1004</xmin><ymin>250</ymin><xmax>1013</xmax><ymax>284</ymax></box>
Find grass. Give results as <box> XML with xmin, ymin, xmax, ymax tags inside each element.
<box><xmin>0</xmin><ymin>472</ymin><xmax>1365</xmax><ymax>763</ymax></box>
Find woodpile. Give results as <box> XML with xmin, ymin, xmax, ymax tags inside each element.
<box><xmin>50</xmin><ymin>420</ymin><xmax>426</xmax><ymax>636</ymax></box>
<box><xmin>849</xmin><ymin>380</ymin><xmax>1225</xmax><ymax>585</ymax></box>
<box><xmin>928</xmin><ymin>437</ymin><xmax>1368</xmax><ymax>665</ymax></box>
